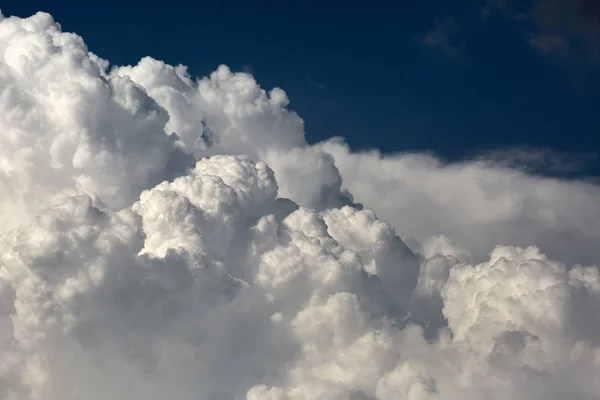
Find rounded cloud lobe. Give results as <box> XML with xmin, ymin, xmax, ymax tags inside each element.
<box><xmin>1</xmin><ymin>11</ymin><xmax>600</xmax><ymax>400</ymax></box>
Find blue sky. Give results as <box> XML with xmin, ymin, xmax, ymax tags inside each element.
<box><xmin>4</xmin><ymin>0</ymin><xmax>600</xmax><ymax>176</ymax></box>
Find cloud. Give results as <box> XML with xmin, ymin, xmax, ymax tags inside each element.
<box><xmin>320</xmin><ymin>139</ymin><xmax>600</xmax><ymax>267</ymax></box>
<box><xmin>471</xmin><ymin>145</ymin><xmax>598</xmax><ymax>176</ymax></box>
<box><xmin>529</xmin><ymin>0</ymin><xmax>600</xmax><ymax>62</ymax></box>
<box><xmin>0</xmin><ymin>12</ymin><xmax>305</xmax><ymax>233</ymax></box>
<box><xmin>415</xmin><ymin>17</ymin><xmax>465</xmax><ymax>60</ymax></box>
<box><xmin>1</xmin><ymin>11</ymin><xmax>600</xmax><ymax>400</ymax></box>
<box><xmin>0</xmin><ymin>12</ymin><xmax>193</xmax><ymax>231</ymax></box>
<box><xmin>306</xmin><ymin>76</ymin><xmax>327</xmax><ymax>90</ymax></box>
<box><xmin>483</xmin><ymin>0</ymin><xmax>600</xmax><ymax>64</ymax></box>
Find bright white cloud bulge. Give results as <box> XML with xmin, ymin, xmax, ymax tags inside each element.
<box><xmin>0</xmin><ymin>11</ymin><xmax>600</xmax><ymax>400</ymax></box>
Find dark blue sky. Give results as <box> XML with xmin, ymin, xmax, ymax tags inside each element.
<box><xmin>4</xmin><ymin>1</ymin><xmax>600</xmax><ymax>175</ymax></box>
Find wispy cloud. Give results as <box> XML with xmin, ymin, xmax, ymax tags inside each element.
<box><xmin>483</xmin><ymin>0</ymin><xmax>600</xmax><ymax>65</ymax></box>
<box><xmin>306</xmin><ymin>75</ymin><xmax>327</xmax><ymax>90</ymax></box>
<box><xmin>473</xmin><ymin>146</ymin><xmax>598</xmax><ymax>177</ymax></box>
<box><xmin>415</xmin><ymin>17</ymin><xmax>465</xmax><ymax>60</ymax></box>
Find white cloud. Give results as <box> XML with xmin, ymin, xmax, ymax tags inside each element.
<box><xmin>320</xmin><ymin>139</ymin><xmax>600</xmax><ymax>267</ymax></box>
<box><xmin>0</xmin><ymin>11</ymin><xmax>599</xmax><ymax>400</ymax></box>
<box><xmin>111</xmin><ymin>58</ymin><xmax>306</xmax><ymax>159</ymax></box>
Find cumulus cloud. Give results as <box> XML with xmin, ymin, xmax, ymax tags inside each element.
<box><xmin>320</xmin><ymin>139</ymin><xmax>600</xmax><ymax>267</ymax></box>
<box><xmin>1</xmin><ymin>11</ymin><xmax>600</xmax><ymax>400</ymax></box>
<box><xmin>0</xmin><ymin>11</ymin><xmax>304</xmax><ymax>232</ymax></box>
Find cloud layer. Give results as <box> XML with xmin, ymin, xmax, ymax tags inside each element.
<box><xmin>1</xmin><ymin>11</ymin><xmax>600</xmax><ymax>400</ymax></box>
